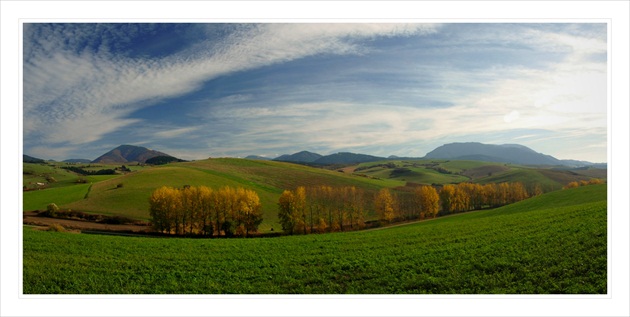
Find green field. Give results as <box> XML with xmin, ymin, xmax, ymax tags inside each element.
<box><xmin>57</xmin><ymin>159</ymin><xmax>403</xmax><ymax>229</ymax></box>
<box><xmin>353</xmin><ymin>159</ymin><xmax>601</xmax><ymax>192</ymax></box>
<box><xmin>23</xmin><ymin>184</ymin><xmax>607</xmax><ymax>294</ymax></box>
<box><xmin>23</xmin><ymin>158</ymin><xmax>606</xmax><ymax>232</ymax></box>
<box><xmin>23</xmin><ymin>184</ymin><xmax>92</xmax><ymax>211</ymax></box>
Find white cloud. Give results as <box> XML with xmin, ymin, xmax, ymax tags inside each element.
<box><xmin>503</xmin><ymin>110</ymin><xmax>520</xmax><ymax>123</ymax></box>
<box><xmin>23</xmin><ymin>23</ymin><xmax>607</xmax><ymax>162</ymax></box>
<box><xmin>153</xmin><ymin>126</ymin><xmax>201</xmax><ymax>139</ymax></box>
<box><xmin>24</xmin><ymin>23</ymin><xmax>439</xmax><ymax>153</ymax></box>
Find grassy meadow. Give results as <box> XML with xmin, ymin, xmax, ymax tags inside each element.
<box><xmin>23</xmin><ymin>158</ymin><xmax>605</xmax><ymax>232</ymax></box>
<box><xmin>353</xmin><ymin>159</ymin><xmax>596</xmax><ymax>194</ymax></box>
<box><xmin>28</xmin><ymin>159</ymin><xmax>404</xmax><ymax>230</ymax></box>
<box><xmin>23</xmin><ymin>184</ymin><xmax>607</xmax><ymax>294</ymax></box>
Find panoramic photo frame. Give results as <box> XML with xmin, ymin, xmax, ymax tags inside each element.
<box><xmin>2</xmin><ymin>0</ymin><xmax>628</xmax><ymax>316</ymax></box>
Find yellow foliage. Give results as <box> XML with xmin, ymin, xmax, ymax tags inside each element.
<box><xmin>375</xmin><ymin>188</ymin><xmax>397</xmax><ymax>223</ymax></box>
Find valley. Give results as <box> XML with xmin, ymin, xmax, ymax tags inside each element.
<box><xmin>21</xmin><ymin>143</ymin><xmax>609</xmax><ymax>294</ymax></box>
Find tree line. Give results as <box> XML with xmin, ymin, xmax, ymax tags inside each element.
<box><xmin>278</xmin><ymin>182</ymin><xmax>534</xmax><ymax>235</ymax></box>
<box><xmin>149</xmin><ymin>185</ymin><xmax>263</xmax><ymax>237</ymax></box>
<box><xmin>564</xmin><ymin>178</ymin><xmax>604</xmax><ymax>189</ymax></box>
<box><xmin>62</xmin><ymin>165</ymin><xmax>117</xmax><ymax>175</ymax></box>
<box><xmin>278</xmin><ymin>186</ymin><xmax>368</xmax><ymax>235</ymax></box>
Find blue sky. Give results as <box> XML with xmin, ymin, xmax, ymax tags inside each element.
<box><xmin>23</xmin><ymin>23</ymin><xmax>607</xmax><ymax>162</ymax></box>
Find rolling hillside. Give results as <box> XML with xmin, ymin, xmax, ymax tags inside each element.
<box><xmin>24</xmin><ymin>156</ymin><xmax>606</xmax><ymax>233</ymax></box>
<box><xmin>59</xmin><ymin>158</ymin><xmax>404</xmax><ymax>231</ymax></box>
<box><xmin>23</xmin><ymin>184</ymin><xmax>607</xmax><ymax>294</ymax></box>
<box><xmin>352</xmin><ymin>159</ymin><xmax>604</xmax><ymax>192</ymax></box>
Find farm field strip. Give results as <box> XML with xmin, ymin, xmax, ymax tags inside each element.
<box><xmin>23</xmin><ymin>184</ymin><xmax>92</xmax><ymax>211</ymax></box>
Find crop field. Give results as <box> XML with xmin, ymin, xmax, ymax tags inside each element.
<box><xmin>23</xmin><ymin>184</ymin><xmax>92</xmax><ymax>211</ymax></box>
<box><xmin>23</xmin><ymin>184</ymin><xmax>607</xmax><ymax>294</ymax></box>
<box><xmin>23</xmin><ymin>163</ymin><xmax>82</xmax><ymax>188</ymax></box>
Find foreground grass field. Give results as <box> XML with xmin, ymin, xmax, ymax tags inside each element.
<box><xmin>23</xmin><ymin>184</ymin><xmax>606</xmax><ymax>294</ymax></box>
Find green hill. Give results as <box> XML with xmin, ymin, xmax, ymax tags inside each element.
<box><xmin>59</xmin><ymin>158</ymin><xmax>404</xmax><ymax>231</ymax></box>
<box><xmin>23</xmin><ymin>184</ymin><xmax>607</xmax><ymax>294</ymax></box>
<box><xmin>353</xmin><ymin>159</ymin><xmax>604</xmax><ymax>192</ymax></box>
<box><xmin>24</xmin><ymin>157</ymin><xmax>606</xmax><ymax>232</ymax></box>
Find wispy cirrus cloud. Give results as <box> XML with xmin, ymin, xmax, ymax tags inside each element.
<box><xmin>23</xmin><ymin>23</ymin><xmax>440</xmax><ymax>156</ymax></box>
<box><xmin>23</xmin><ymin>23</ymin><xmax>606</xmax><ymax>162</ymax></box>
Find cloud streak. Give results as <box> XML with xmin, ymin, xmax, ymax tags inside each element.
<box><xmin>24</xmin><ymin>23</ymin><xmax>438</xmax><ymax>146</ymax></box>
<box><xmin>23</xmin><ymin>23</ymin><xmax>607</xmax><ymax>162</ymax></box>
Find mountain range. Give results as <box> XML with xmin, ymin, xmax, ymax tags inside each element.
<box><xmin>24</xmin><ymin>142</ymin><xmax>604</xmax><ymax>167</ymax></box>
<box><xmin>424</xmin><ymin>142</ymin><xmax>561</xmax><ymax>165</ymax></box>
<box><xmin>257</xmin><ymin>142</ymin><xmax>603</xmax><ymax>167</ymax></box>
<box><xmin>273</xmin><ymin>151</ymin><xmax>323</xmax><ymax>163</ymax></box>
<box><xmin>424</xmin><ymin>142</ymin><xmax>605</xmax><ymax>167</ymax></box>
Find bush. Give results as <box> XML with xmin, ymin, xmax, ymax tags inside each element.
<box><xmin>45</xmin><ymin>203</ymin><xmax>59</xmax><ymax>217</ymax></box>
<box><xmin>47</xmin><ymin>223</ymin><xmax>65</xmax><ymax>232</ymax></box>
<box><xmin>98</xmin><ymin>215</ymin><xmax>136</xmax><ymax>225</ymax></box>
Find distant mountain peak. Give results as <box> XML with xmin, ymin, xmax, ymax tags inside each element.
<box><xmin>424</xmin><ymin>142</ymin><xmax>561</xmax><ymax>166</ymax></box>
<box><xmin>313</xmin><ymin>152</ymin><xmax>384</xmax><ymax>165</ymax></box>
<box><xmin>273</xmin><ymin>151</ymin><xmax>322</xmax><ymax>163</ymax></box>
<box><xmin>92</xmin><ymin>145</ymin><xmax>172</xmax><ymax>164</ymax></box>
<box><xmin>245</xmin><ymin>155</ymin><xmax>272</xmax><ymax>161</ymax></box>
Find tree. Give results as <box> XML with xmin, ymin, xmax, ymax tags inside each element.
<box><xmin>508</xmin><ymin>182</ymin><xmax>528</xmax><ymax>203</ymax></box>
<box><xmin>415</xmin><ymin>186</ymin><xmax>439</xmax><ymax>219</ymax></box>
<box><xmin>238</xmin><ymin>187</ymin><xmax>263</xmax><ymax>237</ymax></box>
<box><xmin>564</xmin><ymin>181</ymin><xmax>580</xmax><ymax>189</ymax></box>
<box><xmin>530</xmin><ymin>184</ymin><xmax>544</xmax><ymax>197</ymax></box>
<box><xmin>149</xmin><ymin>185</ymin><xmax>262</xmax><ymax>237</ymax></box>
<box><xmin>180</xmin><ymin>186</ymin><xmax>200</xmax><ymax>235</ymax></box>
<box><xmin>149</xmin><ymin>186</ymin><xmax>181</xmax><ymax>234</ymax></box>
<box><xmin>217</xmin><ymin>186</ymin><xmax>238</xmax><ymax>236</ymax></box>
<box><xmin>481</xmin><ymin>183</ymin><xmax>497</xmax><ymax>207</ymax></box>
<box><xmin>197</xmin><ymin>186</ymin><xmax>215</xmax><ymax>236</ymax></box>
<box><xmin>375</xmin><ymin>188</ymin><xmax>397</xmax><ymax>224</ymax></box>
<box><xmin>46</xmin><ymin>203</ymin><xmax>59</xmax><ymax>217</ymax></box>
<box><xmin>451</xmin><ymin>184</ymin><xmax>470</xmax><ymax>212</ymax></box>
<box><xmin>294</xmin><ymin>187</ymin><xmax>307</xmax><ymax>234</ymax></box>
<box><xmin>346</xmin><ymin>186</ymin><xmax>365</xmax><ymax>229</ymax></box>
<box><xmin>278</xmin><ymin>190</ymin><xmax>297</xmax><ymax>234</ymax></box>
<box><xmin>439</xmin><ymin>185</ymin><xmax>455</xmax><ymax>214</ymax></box>
<box><xmin>497</xmin><ymin>182</ymin><xmax>510</xmax><ymax>206</ymax></box>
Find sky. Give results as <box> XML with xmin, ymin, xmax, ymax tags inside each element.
<box><xmin>22</xmin><ymin>23</ymin><xmax>608</xmax><ymax>162</ymax></box>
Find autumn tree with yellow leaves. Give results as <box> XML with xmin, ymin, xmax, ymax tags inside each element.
<box><xmin>149</xmin><ymin>185</ymin><xmax>262</xmax><ymax>237</ymax></box>
<box><xmin>414</xmin><ymin>186</ymin><xmax>440</xmax><ymax>219</ymax></box>
<box><xmin>375</xmin><ymin>188</ymin><xmax>397</xmax><ymax>224</ymax></box>
<box><xmin>278</xmin><ymin>185</ymin><xmax>368</xmax><ymax>234</ymax></box>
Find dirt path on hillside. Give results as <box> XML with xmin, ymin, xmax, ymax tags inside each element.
<box><xmin>23</xmin><ymin>211</ymin><xmax>152</xmax><ymax>233</ymax></box>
